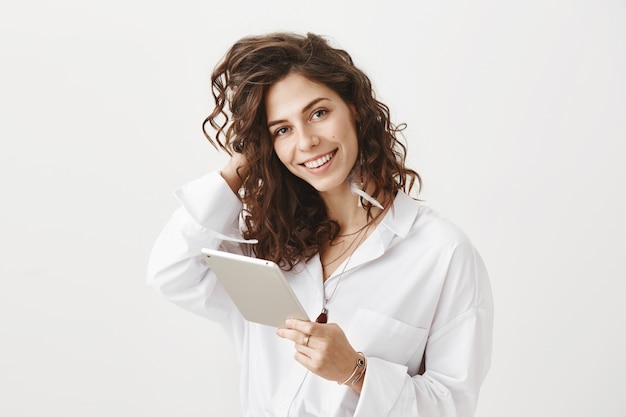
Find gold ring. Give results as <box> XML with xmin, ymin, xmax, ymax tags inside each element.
<box><xmin>304</xmin><ymin>334</ymin><xmax>311</xmax><ymax>347</ymax></box>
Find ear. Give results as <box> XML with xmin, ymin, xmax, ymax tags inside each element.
<box><xmin>350</xmin><ymin>104</ymin><xmax>360</xmax><ymax>122</ymax></box>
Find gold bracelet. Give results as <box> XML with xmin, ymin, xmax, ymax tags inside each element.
<box><xmin>351</xmin><ymin>361</ymin><xmax>367</xmax><ymax>385</ymax></box>
<box><xmin>339</xmin><ymin>352</ymin><xmax>366</xmax><ymax>385</ymax></box>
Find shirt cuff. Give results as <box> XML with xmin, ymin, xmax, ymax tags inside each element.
<box><xmin>173</xmin><ymin>171</ymin><xmax>242</xmax><ymax>232</ymax></box>
<box><xmin>354</xmin><ymin>356</ymin><xmax>409</xmax><ymax>417</ymax></box>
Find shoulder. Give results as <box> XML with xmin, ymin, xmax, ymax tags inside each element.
<box><xmin>382</xmin><ymin>193</ymin><xmax>483</xmax><ymax>281</ymax></box>
<box><xmin>407</xmin><ymin>200</ymin><xmax>492</xmax><ymax>316</ymax></box>
<box><xmin>392</xmin><ymin>192</ymin><xmax>472</xmax><ymax>251</ymax></box>
<box><xmin>416</xmin><ymin>205</ymin><xmax>472</xmax><ymax>248</ymax></box>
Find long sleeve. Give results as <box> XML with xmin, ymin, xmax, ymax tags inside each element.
<box><xmin>354</xmin><ymin>236</ymin><xmax>494</xmax><ymax>417</ymax></box>
<box><xmin>146</xmin><ymin>182</ymin><xmax>493</xmax><ymax>417</ymax></box>
<box><xmin>146</xmin><ymin>171</ymin><xmax>247</xmax><ymax>321</ymax></box>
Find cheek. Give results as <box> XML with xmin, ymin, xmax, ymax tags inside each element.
<box><xmin>273</xmin><ymin>142</ymin><xmax>307</xmax><ymax>180</ymax></box>
<box><xmin>273</xmin><ymin>141</ymin><xmax>297</xmax><ymax>173</ymax></box>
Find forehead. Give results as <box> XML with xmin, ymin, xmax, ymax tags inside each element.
<box><xmin>265</xmin><ymin>72</ymin><xmax>341</xmax><ymax>119</ymax></box>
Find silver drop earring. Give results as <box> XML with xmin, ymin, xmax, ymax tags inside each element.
<box><xmin>359</xmin><ymin>150</ymin><xmax>364</xmax><ymax>185</ymax></box>
<box><xmin>357</xmin><ymin>150</ymin><xmax>365</xmax><ymax>207</ymax></box>
<box><xmin>349</xmin><ymin>148</ymin><xmax>384</xmax><ymax>210</ymax></box>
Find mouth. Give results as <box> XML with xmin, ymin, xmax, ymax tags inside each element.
<box><xmin>301</xmin><ymin>150</ymin><xmax>337</xmax><ymax>169</ymax></box>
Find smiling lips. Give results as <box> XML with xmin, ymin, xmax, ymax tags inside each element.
<box><xmin>302</xmin><ymin>150</ymin><xmax>337</xmax><ymax>169</ymax></box>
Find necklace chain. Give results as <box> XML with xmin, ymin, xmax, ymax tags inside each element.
<box><xmin>323</xmin><ymin>221</ymin><xmax>371</xmax><ymax>304</ymax></box>
<box><xmin>335</xmin><ymin>220</ymin><xmax>374</xmax><ymax>238</ymax></box>
<box><xmin>322</xmin><ymin>219</ymin><xmax>375</xmax><ymax>268</ymax></box>
<box><xmin>316</xmin><ymin>209</ymin><xmax>386</xmax><ymax>324</ymax></box>
<box><xmin>316</xmin><ymin>223</ymin><xmax>371</xmax><ymax>324</ymax></box>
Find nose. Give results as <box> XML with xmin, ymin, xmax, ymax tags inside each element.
<box><xmin>296</xmin><ymin>127</ymin><xmax>320</xmax><ymax>150</ymax></box>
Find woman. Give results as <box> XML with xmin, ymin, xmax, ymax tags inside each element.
<box><xmin>147</xmin><ymin>32</ymin><xmax>493</xmax><ymax>417</ymax></box>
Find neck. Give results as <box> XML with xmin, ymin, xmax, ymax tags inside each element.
<box><xmin>319</xmin><ymin>180</ymin><xmax>389</xmax><ymax>235</ymax></box>
<box><xmin>320</xmin><ymin>184</ymin><xmax>370</xmax><ymax>233</ymax></box>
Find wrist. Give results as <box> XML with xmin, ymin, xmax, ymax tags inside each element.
<box><xmin>220</xmin><ymin>154</ymin><xmax>248</xmax><ymax>195</ymax></box>
<box><xmin>219</xmin><ymin>169</ymin><xmax>242</xmax><ymax>195</ymax></box>
<box><xmin>338</xmin><ymin>352</ymin><xmax>367</xmax><ymax>387</ymax></box>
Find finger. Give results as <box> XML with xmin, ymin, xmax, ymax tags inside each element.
<box><xmin>293</xmin><ymin>348</ymin><xmax>316</xmax><ymax>367</ymax></box>
<box><xmin>275</xmin><ymin>327</ymin><xmax>301</xmax><ymax>343</ymax></box>
<box><xmin>293</xmin><ymin>346</ymin><xmax>338</xmax><ymax>376</ymax></box>
<box><xmin>275</xmin><ymin>327</ymin><xmax>307</xmax><ymax>344</ymax></box>
<box><xmin>284</xmin><ymin>319</ymin><xmax>317</xmax><ymax>335</ymax></box>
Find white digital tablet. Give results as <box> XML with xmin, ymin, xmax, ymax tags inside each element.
<box><xmin>201</xmin><ymin>248</ymin><xmax>310</xmax><ymax>327</ymax></box>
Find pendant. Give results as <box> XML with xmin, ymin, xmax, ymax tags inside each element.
<box><xmin>316</xmin><ymin>307</ymin><xmax>328</xmax><ymax>323</ymax></box>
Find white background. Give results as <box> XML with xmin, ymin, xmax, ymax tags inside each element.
<box><xmin>1</xmin><ymin>0</ymin><xmax>624</xmax><ymax>416</ymax></box>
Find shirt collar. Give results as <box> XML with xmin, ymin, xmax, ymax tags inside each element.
<box><xmin>315</xmin><ymin>190</ymin><xmax>420</xmax><ymax>277</ymax></box>
<box><xmin>380</xmin><ymin>190</ymin><xmax>420</xmax><ymax>239</ymax></box>
<box><xmin>299</xmin><ymin>190</ymin><xmax>420</xmax><ymax>284</ymax></box>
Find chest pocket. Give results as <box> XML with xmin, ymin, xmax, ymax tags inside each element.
<box><xmin>346</xmin><ymin>308</ymin><xmax>427</xmax><ymax>366</ymax></box>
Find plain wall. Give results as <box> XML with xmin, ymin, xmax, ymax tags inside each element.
<box><xmin>1</xmin><ymin>0</ymin><xmax>624</xmax><ymax>416</ymax></box>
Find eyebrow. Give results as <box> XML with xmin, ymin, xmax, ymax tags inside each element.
<box><xmin>267</xmin><ymin>97</ymin><xmax>330</xmax><ymax>129</ymax></box>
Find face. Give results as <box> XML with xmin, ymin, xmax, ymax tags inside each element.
<box><xmin>266</xmin><ymin>72</ymin><xmax>359</xmax><ymax>194</ymax></box>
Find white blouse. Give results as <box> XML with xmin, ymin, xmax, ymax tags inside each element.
<box><xmin>147</xmin><ymin>171</ymin><xmax>493</xmax><ymax>417</ymax></box>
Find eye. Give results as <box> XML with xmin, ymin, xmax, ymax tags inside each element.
<box><xmin>273</xmin><ymin>126</ymin><xmax>290</xmax><ymax>137</ymax></box>
<box><xmin>311</xmin><ymin>109</ymin><xmax>327</xmax><ymax>120</ymax></box>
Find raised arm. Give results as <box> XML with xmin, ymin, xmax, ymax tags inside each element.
<box><xmin>146</xmin><ymin>168</ymin><xmax>247</xmax><ymax>321</ymax></box>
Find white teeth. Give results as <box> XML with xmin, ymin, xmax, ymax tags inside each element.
<box><xmin>304</xmin><ymin>152</ymin><xmax>334</xmax><ymax>169</ymax></box>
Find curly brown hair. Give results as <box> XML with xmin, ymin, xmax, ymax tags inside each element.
<box><xmin>202</xmin><ymin>32</ymin><xmax>420</xmax><ymax>270</ymax></box>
